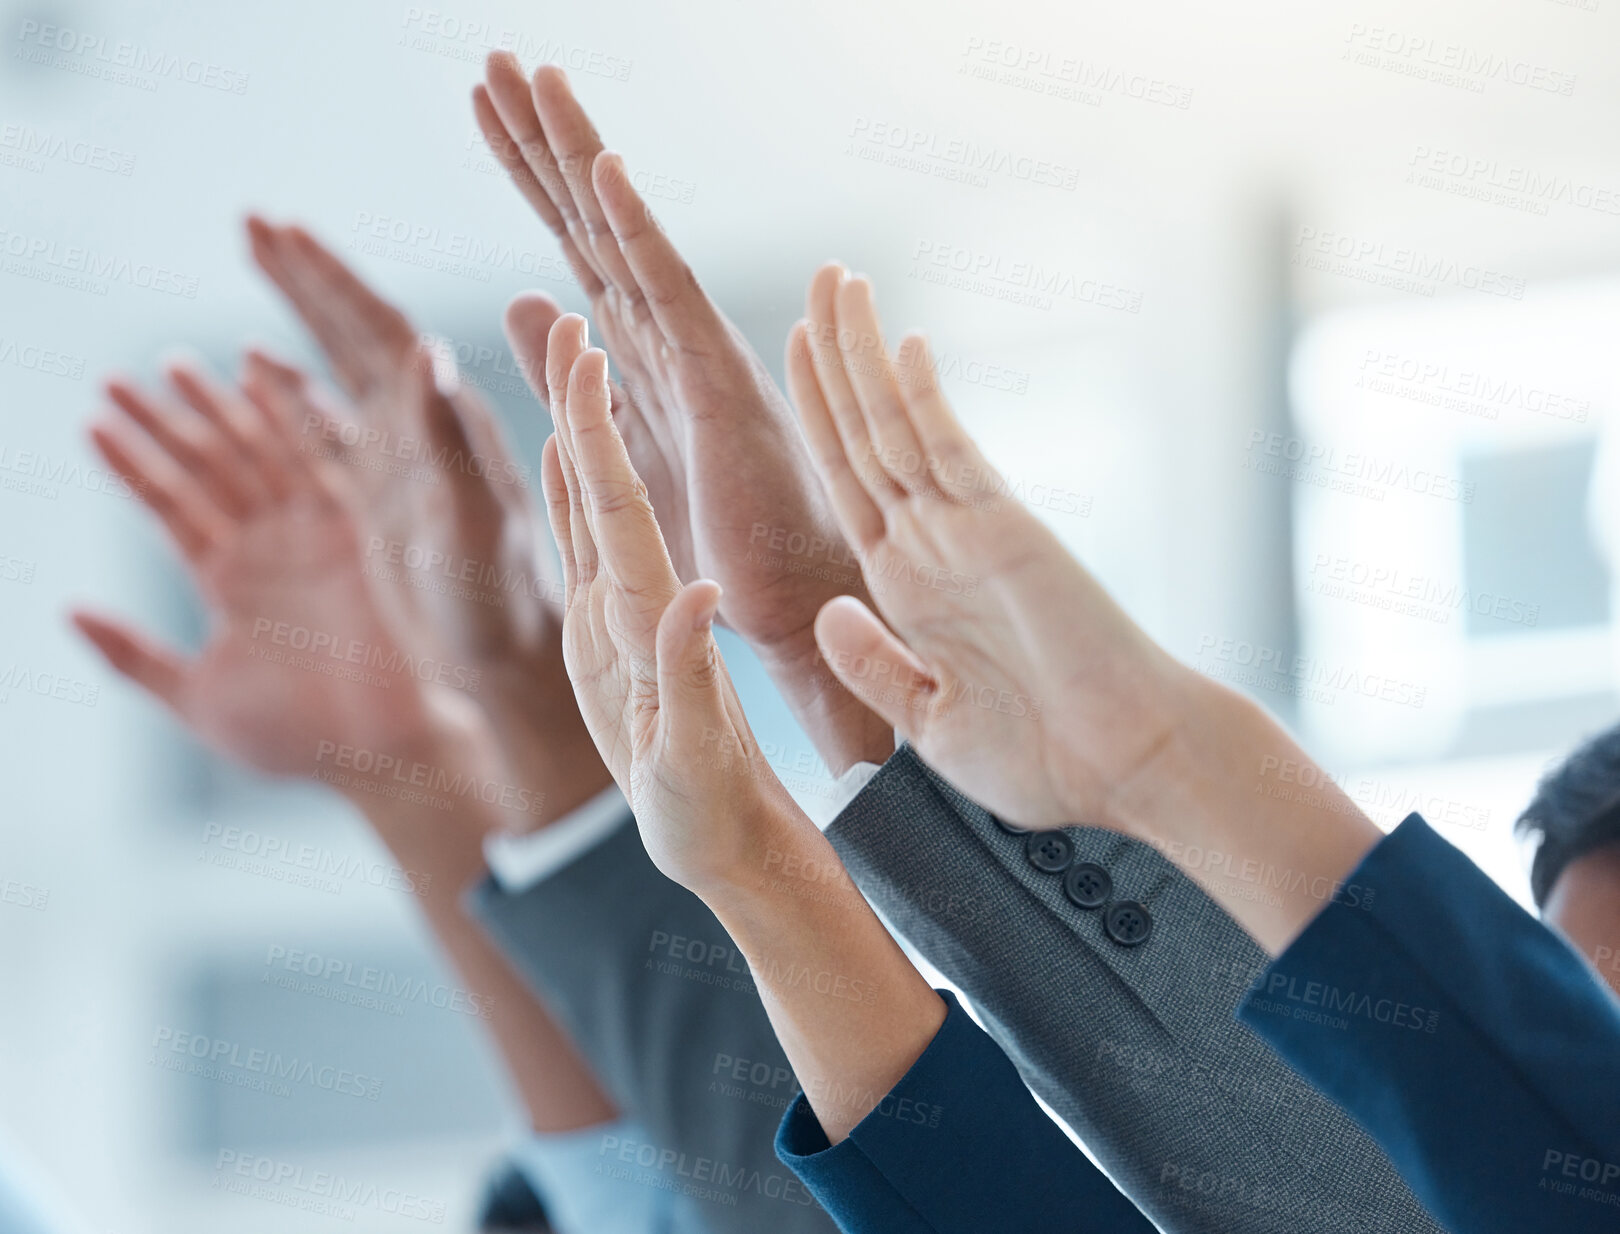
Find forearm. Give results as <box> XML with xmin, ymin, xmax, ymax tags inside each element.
<box><xmin>703</xmin><ymin>790</ymin><xmax>943</xmax><ymax>1142</ymax></box>
<box><xmin>338</xmin><ymin>722</ymin><xmax>617</xmax><ymax>1133</ymax></box>
<box><xmin>1105</xmin><ymin>670</ymin><xmax>1384</xmax><ymax>954</ymax></box>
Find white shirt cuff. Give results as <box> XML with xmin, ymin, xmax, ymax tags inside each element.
<box><xmin>511</xmin><ymin>1118</ymin><xmax>675</xmax><ymax>1234</ymax></box>
<box><xmin>802</xmin><ymin>760</ymin><xmax>884</xmax><ymax>831</ymax></box>
<box><xmin>483</xmin><ymin>785</ymin><xmax>630</xmax><ymax>895</ymax></box>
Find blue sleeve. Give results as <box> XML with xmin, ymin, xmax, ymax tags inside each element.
<box><xmin>1238</xmin><ymin>813</ymin><xmax>1620</xmax><ymax>1234</ymax></box>
<box><xmin>776</xmin><ymin>991</ymin><xmax>1157</xmax><ymax>1233</ymax></box>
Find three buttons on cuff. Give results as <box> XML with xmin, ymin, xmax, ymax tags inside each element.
<box><xmin>997</xmin><ymin>815</ymin><xmax>1152</xmax><ymax>947</ymax></box>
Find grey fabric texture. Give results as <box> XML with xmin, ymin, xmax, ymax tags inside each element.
<box><xmin>468</xmin><ymin>816</ymin><xmax>839</xmax><ymax>1234</ymax></box>
<box><xmin>826</xmin><ymin>745</ymin><xmax>1448</xmax><ymax>1234</ymax></box>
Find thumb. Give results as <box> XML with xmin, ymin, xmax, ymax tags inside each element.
<box><xmin>654</xmin><ymin>579</ymin><xmax>726</xmax><ymax>718</ymax></box>
<box><xmin>813</xmin><ymin>595</ymin><xmax>938</xmax><ymax>740</ymax></box>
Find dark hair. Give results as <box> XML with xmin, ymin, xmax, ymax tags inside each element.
<box><xmin>1516</xmin><ymin>720</ymin><xmax>1620</xmax><ymax>908</ymax></box>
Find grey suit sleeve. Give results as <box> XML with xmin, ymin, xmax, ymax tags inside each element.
<box><xmin>826</xmin><ymin>745</ymin><xmax>1446</xmax><ymax>1234</ymax></box>
<box><xmin>466</xmin><ymin>815</ymin><xmax>838</xmax><ymax>1234</ymax></box>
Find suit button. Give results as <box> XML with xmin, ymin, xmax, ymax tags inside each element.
<box><xmin>1104</xmin><ymin>901</ymin><xmax>1153</xmax><ymax>946</ymax></box>
<box><xmin>1025</xmin><ymin>831</ymin><xmax>1074</xmax><ymax>873</ymax></box>
<box><xmin>993</xmin><ymin>815</ymin><xmax>1029</xmax><ymax>836</ymax></box>
<box><xmin>1063</xmin><ymin>862</ymin><xmax>1112</xmax><ymax>910</ymax></box>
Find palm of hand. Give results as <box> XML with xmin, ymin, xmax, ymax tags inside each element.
<box><xmin>182</xmin><ymin>485</ymin><xmax>430</xmax><ymax>777</ymax></box>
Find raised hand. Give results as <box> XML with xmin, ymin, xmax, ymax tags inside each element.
<box><xmin>784</xmin><ymin>268</ymin><xmax>1390</xmax><ymax>951</ymax></box>
<box><xmin>72</xmin><ymin>362</ymin><xmax>484</xmax><ymax>782</ymax></box>
<box><xmin>784</xmin><ymin>267</ymin><xmax>1193</xmax><ymax>830</ymax></box>
<box><xmin>539</xmin><ymin>313</ymin><xmax>801</xmax><ymax>895</ymax></box>
<box><xmin>476</xmin><ymin>54</ymin><xmax>893</xmax><ymax>772</ymax></box>
<box><xmin>540</xmin><ymin>312</ymin><xmax>952</xmax><ymax>1144</ymax></box>
<box><xmin>243</xmin><ymin>220</ymin><xmax>610</xmax><ymax>819</ymax></box>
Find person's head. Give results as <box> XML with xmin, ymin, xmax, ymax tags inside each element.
<box><xmin>1516</xmin><ymin>721</ymin><xmax>1620</xmax><ymax>997</ymax></box>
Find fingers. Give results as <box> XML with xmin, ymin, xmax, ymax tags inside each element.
<box><xmin>89</xmin><ymin>415</ymin><xmax>225</xmax><ymax>562</ymax></box>
<box><xmin>105</xmin><ymin>377</ymin><xmax>257</xmax><ymax>519</ymax></box>
<box><xmin>833</xmin><ymin>276</ymin><xmax>940</xmax><ymax>498</ymax></box>
<box><xmin>591</xmin><ymin>151</ymin><xmax>721</xmax><ymax>351</ymax></box>
<box><xmin>560</xmin><ymin>348</ymin><xmax>677</xmax><ymax>603</ymax></box>
<box><xmin>805</xmin><ymin>263</ymin><xmax>904</xmax><ymax>507</ymax></box>
<box><xmin>246</xmin><ymin>218</ymin><xmax>384</xmax><ymax>396</ymax></box>
<box><xmin>166</xmin><ymin>360</ymin><xmax>288</xmax><ymax>503</ymax></box>
<box><xmin>539</xmin><ymin>434</ymin><xmax>576</xmax><ymax>590</ymax></box>
<box><xmin>813</xmin><ymin>596</ymin><xmax>938</xmax><ymax>742</ymax></box>
<box><xmin>528</xmin><ymin>66</ymin><xmax>641</xmax><ymax>297</ymax></box>
<box><xmin>71</xmin><ymin>610</ymin><xmax>189</xmax><ymax>712</ymax></box>
<box><xmin>785</xmin><ymin>321</ymin><xmax>885</xmax><ymax>552</ymax></box>
<box><xmin>478</xmin><ymin>55</ymin><xmax>606</xmax><ymax>298</ymax></box>
<box><xmin>892</xmin><ymin>332</ymin><xmax>1000</xmax><ymax>501</ymax></box>
<box><xmin>654</xmin><ymin>579</ymin><xmax>726</xmax><ymax>715</ymax></box>
<box><xmin>544</xmin><ymin>315</ymin><xmax>597</xmax><ymax>578</ymax></box>
<box><xmin>504</xmin><ymin>291</ymin><xmax>567</xmax><ymax>411</ymax></box>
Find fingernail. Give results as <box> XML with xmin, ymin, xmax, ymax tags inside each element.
<box><xmin>693</xmin><ymin>587</ymin><xmax>722</xmax><ymax>632</ymax></box>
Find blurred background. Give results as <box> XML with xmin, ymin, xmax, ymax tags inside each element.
<box><xmin>1</xmin><ymin>0</ymin><xmax>1617</xmax><ymax>1229</ymax></box>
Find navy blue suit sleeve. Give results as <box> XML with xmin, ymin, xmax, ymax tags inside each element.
<box><xmin>1238</xmin><ymin>813</ymin><xmax>1620</xmax><ymax>1234</ymax></box>
<box><xmin>776</xmin><ymin>991</ymin><xmax>1157</xmax><ymax>1233</ymax></box>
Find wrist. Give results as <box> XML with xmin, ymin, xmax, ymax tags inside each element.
<box><xmin>756</xmin><ymin>638</ymin><xmax>896</xmax><ymax>775</ymax></box>
<box><xmin>689</xmin><ymin>780</ymin><xmax>852</xmax><ymax>923</ymax></box>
